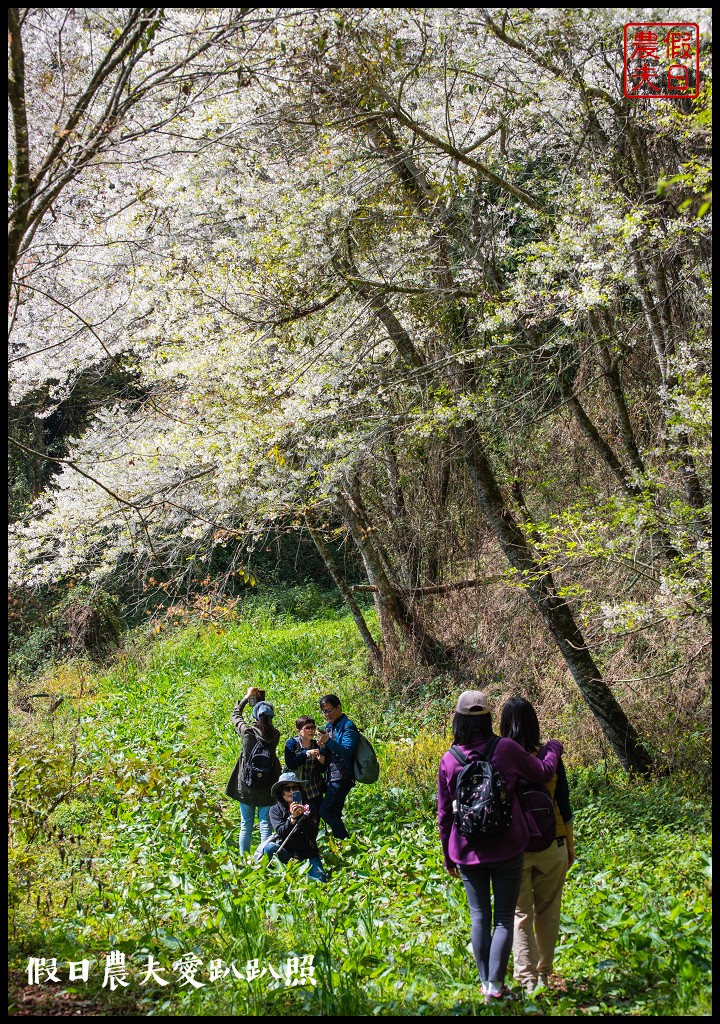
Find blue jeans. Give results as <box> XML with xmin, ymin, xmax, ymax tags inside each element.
<box><xmin>263</xmin><ymin>843</ymin><xmax>327</xmax><ymax>882</ymax></box>
<box><xmin>239</xmin><ymin>802</ymin><xmax>272</xmax><ymax>854</ymax></box>
<box><xmin>459</xmin><ymin>853</ymin><xmax>524</xmax><ymax>986</ymax></box>
<box><xmin>319</xmin><ymin>778</ymin><xmax>354</xmax><ymax>839</ymax></box>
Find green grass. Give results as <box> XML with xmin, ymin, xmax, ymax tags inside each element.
<box><xmin>8</xmin><ymin>599</ymin><xmax>712</xmax><ymax>1016</ymax></box>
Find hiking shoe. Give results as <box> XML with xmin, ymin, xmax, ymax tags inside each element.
<box><xmin>483</xmin><ymin>983</ymin><xmax>518</xmax><ymax>1003</ymax></box>
<box><xmin>495</xmin><ymin>986</ymin><xmax>519</xmax><ymax>1001</ymax></box>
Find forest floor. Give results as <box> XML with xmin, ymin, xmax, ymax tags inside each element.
<box><xmin>8</xmin><ymin>604</ymin><xmax>712</xmax><ymax>1016</ymax></box>
<box><xmin>8</xmin><ymin>969</ymin><xmax>141</xmax><ymax>1016</ymax></box>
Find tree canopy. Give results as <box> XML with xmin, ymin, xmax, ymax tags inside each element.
<box><xmin>8</xmin><ymin>8</ymin><xmax>712</xmax><ymax>774</ymax></box>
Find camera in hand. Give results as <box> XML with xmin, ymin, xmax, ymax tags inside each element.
<box><xmin>248</xmin><ymin>688</ymin><xmax>266</xmax><ymax>707</ymax></box>
<box><xmin>291</xmin><ymin>790</ymin><xmax>303</xmax><ymax>804</ymax></box>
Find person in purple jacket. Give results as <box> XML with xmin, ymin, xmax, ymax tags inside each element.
<box><xmin>438</xmin><ymin>689</ymin><xmax>564</xmax><ymax>1003</ymax></box>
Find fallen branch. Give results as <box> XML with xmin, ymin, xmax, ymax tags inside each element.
<box><xmin>352</xmin><ymin>576</ymin><xmax>505</xmax><ymax>596</ymax></box>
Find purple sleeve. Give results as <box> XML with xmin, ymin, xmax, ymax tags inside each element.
<box><xmin>437</xmin><ymin>755</ymin><xmax>455</xmax><ymax>870</ymax></box>
<box><xmin>503</xmin><ymin>737</ymin><xmax>563</xmax><ymax>783</ymax></box>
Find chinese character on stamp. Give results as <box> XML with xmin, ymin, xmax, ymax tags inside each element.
<box><xmin>624</xmin><ymin>23</ymin><xmax>700</xmax><ymax>99</ymax></box>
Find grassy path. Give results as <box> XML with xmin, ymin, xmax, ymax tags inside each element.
<box><xmin>9</xmin><ymin>609</ymin><xmax>712</xmax><ymax>1016</ymax></box>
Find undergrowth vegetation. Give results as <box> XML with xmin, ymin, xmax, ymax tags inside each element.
<box><xmin>8</xmin><ymin>599</ymin><xmax>712</xmax><ymax>1016</ymax></box>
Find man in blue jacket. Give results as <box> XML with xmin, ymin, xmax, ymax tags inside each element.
<box><xmin>316</xmin><ymin>694</ymin><xmax>358</xmax><ymax>840</ymax></box>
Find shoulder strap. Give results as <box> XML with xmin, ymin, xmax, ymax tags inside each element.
<box><xmin>449</xmin><ymin>745</ymin><xmax>469</xmax><ymax>765</ymax></box>
<box><xmin>484</xmin><ymin>735</ymin><xmax>501</xmax><ymax>763</ymax></box>
<box><xmin>450</xmin><ymin>737</ymin><xmax>500</xmax><ymax>766</ymax></box>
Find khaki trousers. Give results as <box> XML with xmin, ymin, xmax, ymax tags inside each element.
<box><xmin>513</xmin><ymin>838</ymin><xmax>568</xmax><ymax>987</ymax></box>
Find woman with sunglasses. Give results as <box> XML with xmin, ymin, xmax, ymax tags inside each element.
<box><xmin>263</xmin><ymin>772</ymin><xmax>327</xmax><ymax>882</ymax></box>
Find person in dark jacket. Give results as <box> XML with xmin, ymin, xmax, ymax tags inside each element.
<box><xmin>438</xmin><ymin>689</ymin><xmax>564</xmax><ymax>1003</ymax></box>
<box><xmin>500</xmin><ymin>696</ymin><xmax>575</xmax><ymax>993</ymax></box>
<box><xmin>284</xmin><ymin>716</ymin><xmax>327</xmax><ymax>828</ymax></box>
<box><xmin>263</xmin><ymin>772</ymin><xmax>327</xmax><ymax>882</ymax></box>
<box><xmin>226</xmin><ymin>685</ymin><xmax>281</xmax><ymax>856</ymax></box>
<box><xmin>315</xmin><ymin>694</ymin><xmax>359</xmax><ymax>840</ymax></box>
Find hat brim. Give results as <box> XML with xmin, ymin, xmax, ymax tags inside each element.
<box><xmin>271</xmin><ymin>777</ymin><xmax>308</xmax><ymax>799</ymax></box>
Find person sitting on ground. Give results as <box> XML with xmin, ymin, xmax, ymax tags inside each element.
<box><xmin>284</xmin><ymin>716</ymin><xmax>327</xmax><ymax>830</ymax></box>
<box><xmin>264</xmin><ymin>772</ymin><xmax>327</xmax><ymax>882</ymax></box>
<box><xmin>500</xmin><ymin>696</ymin><xmax>575</xmax><ymax>994</ymax></box>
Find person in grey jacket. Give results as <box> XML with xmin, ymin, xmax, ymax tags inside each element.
<box><xmin>225</xmin><ymin>685</ymin><xmax>281</xmax><ymax>855</ymax></box>
<box><xmin>315</xmin><ymin>694</ymin><xmax>358</xmax><ymax>840</ymax></box>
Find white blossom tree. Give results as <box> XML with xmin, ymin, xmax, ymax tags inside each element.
<box><xmin>9</xmin><ymin>8</ymin><xmax>711</xmax><ymax>774</ymax></box>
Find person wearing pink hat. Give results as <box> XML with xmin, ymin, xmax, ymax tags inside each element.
<box><xmin>438</xmin><ymin>689</ymin><xmax>564</xmax><ymax>1003</ymax></box>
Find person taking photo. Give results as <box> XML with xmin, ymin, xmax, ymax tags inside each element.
<box><xmin>263</xmin><ymin>772</ymin><xmax>327</xmax><ymax>883</ymax></box>
<box><xmin>226</xmin><ymin>686</ymin><xmax>281</xmax><ymax>857</ymax></box>
<box><xmin>284</xmin><ymin>715</ymin><xmax>327</xmax><ymax>838</ymax></box>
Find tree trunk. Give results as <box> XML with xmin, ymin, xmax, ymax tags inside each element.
<box><xmin>590</xmin><ymin>310</ymin><xmax>646</xmax><ymax>476</ymax></box>
<box><xmin>336</xmin><ymin>488</ymin><xmax>457</xmax><ymax>672</ymax></box>
<box><xmin>335</xmin><ymin>496</ymin><xmax>401</xmax><ymax>659</ymax></box>
<box><xmin>628</xmin><ymin>242</ymin><xmax>708</xmax><ymax>521</ymax></box>
<box><xmin>352</xmin><ymin>250</ymin><xmax>654</xmax><ymax>770</ymax></box>
<box><xmin>306</xmin><ymin>521</ymin><xmax>383</xmax><ymax>677</ymax></box>
<box><xmin>462</xmin><ymin>425</ymin><xmax>654</xmax><ymax>775</ymax></box>
<box><xmin>7</xmin><ymin>7</ymin><xmax>31</xmax><ymax>305</ymax></box>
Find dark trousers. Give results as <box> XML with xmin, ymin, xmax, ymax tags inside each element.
<box><xmin>308</xmin><ymin>794</ymin><xmax>324</xmax><ymax>817</ymax></box>
<box><xmin>305</xmin><ymin>795</ymin><xmax>323</xmax><ymax>843</ymax></box>
<box><xmin>459</xmin><ymin>853</ymin><xmax>524</xmax><ymax>986</ymax></box>
<box><xmin>319</xmin><ymin>778</ymin><xmax>354</xmax><ymax>839</ymax></box>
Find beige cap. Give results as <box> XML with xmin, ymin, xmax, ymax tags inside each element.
<box><xmin>455</xmin><ymin>690</ymin><xmax>491</xmax><ymax>715</ymax></box>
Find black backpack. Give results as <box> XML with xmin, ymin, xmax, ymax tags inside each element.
<box><xmin>449</xmin><ymin>737</ymin><xmax>513</xmax><ymax>841</ymax></box>
<box><xmin>517</xmin><ymin>779</ymin><xmax>556</xmax><ymax>851</ymax></box>
<box><xmin>242</xmin><ymin>737</ymin><xmax>278</xmax><ymax>790</ymax></box>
